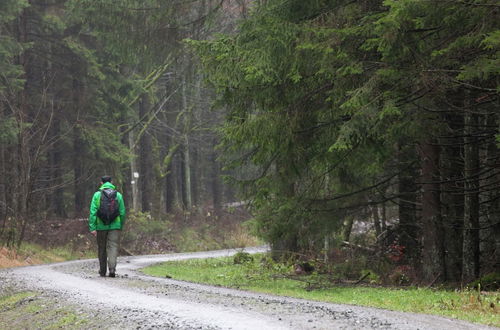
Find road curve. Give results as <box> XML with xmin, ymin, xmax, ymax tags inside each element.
<box><xmin>0</xmin><ymin>247</ymin><xmax>495</xmax><ymax>330</ymax></box>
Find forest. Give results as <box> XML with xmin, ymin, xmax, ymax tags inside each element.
<box><xmin>0</xmin><ymin>0</ymin><xmax>499</xmax><ymax>286</ymax></box>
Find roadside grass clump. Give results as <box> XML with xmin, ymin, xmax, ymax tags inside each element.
<box><xmin>233</xmin><ymin>251</ymin><xmax>254</xmax><ymax>264</ymax></box>
<box><xmin>47</xmin><ymin>309</ymin><xmax>88</xmax><ymax>329</ymax></box>
<box><xmin>142</xmin><ymin>254</ymin><xmax>500</xmax><ymax>326</ymax></box>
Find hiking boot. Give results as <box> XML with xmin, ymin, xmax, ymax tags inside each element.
<box><xmin>109</xmin><ymin>272</ymin><xmax>116</xmax><ymax>278</ymax></box>
<box><xmin>99</xmin><ymin>272</ymin><xmax>106</xmax><ymax>277</ymax></box>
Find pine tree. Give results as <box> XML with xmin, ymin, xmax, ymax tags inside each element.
<box><xmin>192</xmin><ymin>0</ymin><xmax>499</xmax><ymax>282</ymax></box>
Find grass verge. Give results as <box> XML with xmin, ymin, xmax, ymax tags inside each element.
<box><xmin>0</xmin><ymin>291</ymin><xmax>90</xmax><ymax>329</ymax></box>
<box><xmin>0</xmin><ymin>243</ymin><xmax>96</xmax><ymax>269</ymax></box>
<box><xmin>142</xmin><ymin>254</ymin><xmax>500</xmax><ymax>327</ymax></box>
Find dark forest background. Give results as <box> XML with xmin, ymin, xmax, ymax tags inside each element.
<box><xmin>0</xmin><ymin>0</ymin><xmax>499</xmax><ymax>285</ymax></box>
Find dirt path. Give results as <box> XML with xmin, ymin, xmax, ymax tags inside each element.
<box><xmin>0</xmin><ymin>247</ymin><xmax>495</xmax><ymax>329</ymax></box>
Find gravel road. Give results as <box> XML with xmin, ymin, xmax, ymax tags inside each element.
<box><xmin>0</xmin><ymin>247</ymin><xmax>496</xmax><ymax>329</ymax></box>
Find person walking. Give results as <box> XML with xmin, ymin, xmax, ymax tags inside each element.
<box><xmin>89</xmin><ymin>175</ymin><xmax>126</xmax><ymax>277</ymax></box>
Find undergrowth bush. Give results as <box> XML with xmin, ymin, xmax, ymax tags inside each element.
<box><xmin>122</xmin><ymin>207</ymin><xmax>260</xmax><ymax>254</ymax></box>
<box><xmin>121</xmin><ymin>211</ymin><xmax>174</xmax><ymax>254</ymax></box>
<box><xmin>233</xmin><ymin>251</ymin><xmax>254</xmax><ymax>264</ymax></box>
<box><xmin>468</xmin><ymin>272</ymin><xmax>500</xmax><ymax>291</ymax></box>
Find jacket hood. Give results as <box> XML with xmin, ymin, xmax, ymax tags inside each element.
<box><xmin>99</xmin><ymin>182</ymin><xmax>116</xmax><ymax>190</ymax></box>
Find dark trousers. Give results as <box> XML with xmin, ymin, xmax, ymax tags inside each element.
<box><xmin>96</xmin><ymin>230</ymin><xmax>120</xmax><ymax>275</ymax></box>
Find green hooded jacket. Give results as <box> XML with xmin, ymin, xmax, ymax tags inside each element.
<box><xmin>89</xmin><ymin>182</ymin><xmax>126</xmax><ymax>232</ymax></box>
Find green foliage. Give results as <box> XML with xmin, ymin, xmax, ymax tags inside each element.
<box><xmin>0</xmin><ymin>0</ymin><xmax>136</xmax><ymax>222</ymax></box>
<box><xmin>0</xmin><ymin>0</ymin><xmax>28</xmax><ymax>94</ymax></box>
<box><xmin>63</xmin><ymin>37</ymin><xmax>106</xmax><ymax>81</ymax></box>
<box><xmin>0</xmin><ymin>117</ymin><xmax>18</xmax><ymax>144</ymax></box>
<box><xmin>65</xmin><ymin>0</ymin><xmax>182</xmax><ymax>70</ymax></box>
<box><xmin>80</xmin><ymin>123</ymin><xmax>130</xmax><ymax>170</ymax></box>
<box><xmin>0</xmin><ymin>0</ymin><xmax>27</xmax><ymax>23</ymax></box>
<box><xmin>61</xmin><ymin>0</ymin><xmax>199</xmax><ymax>185</ymax></box>
<box><xmin>191</xmin><ymin>0</ymin><xmax>392</xmax><ymax>253</ymax></box>
<box><xmin>191</xmin><ymin>0</ymin><xmax>500</xmax><ymax>261</ymax></box>
<box><xmin>362</xmin><ymin>270</ymin><xmax>381</xmax><ymax>284</ymax></box>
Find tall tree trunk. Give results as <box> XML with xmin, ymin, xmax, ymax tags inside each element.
<box><xmin>343</xmin><ymin>217</ymin><xmax>354</xmax><ymax>242</ymax></box>
<box><xmin>418</xmin><ymin>140</ymin><xmax>445</xmax><ymax>283</ymax></box>
<box><xmin>73</xmin><ymin>126</ymin><xmax>86</xmax><ymax>216</ymax></box>
<box><xmin>0</xmin><ymin>103</ymin><xmax>7</xmax><ymax>238</ymax></box>
<box><xmin>223</xmin><ymin>181</ymin><xmax>237</xmax><ymax>203</ymax></box>
<box><xmin>139</xmin><ymin>95</ymin><xmax>153</xmax><ymax>212</ymax></box>
<box><xmin>371</xmin><ymin>204</ymin><xmax>381</xmax><ymax>239</ymax></box>
<box><xmin>190</xmin><ymin>72</ymin><xmax>203</xmax><ymax>209</ymax></box>
<box><xmin>398</xmin><ymin>145</ymin><xmax>418</xmax><ymax>264</ymax></box>
<box><xmin>129</xmin><ymin>129</ymin><xmax>141</xmax><ymax>211</ymax></box>
<box><xmin>270</xmin><ymin>156</ymin><xmax>298</xmax><ymax>259</ymax></box>
<box><xmin>163</xmin><ymin>133</ymin><xmax>176</xmax><ymax>213</ymax></box>
<box><xmin>479</xmin><ymin>112</ymin><xmax>495</xmax><ymax>274</ymax></box>
<box><xmin>50</xmin><ymin>103</ymin><xmax>66</xmax><ymax>218</ymax></box>
<box><xmin>179</xmin><ymin>145</ymin><xmax>188</xmax><ymax>209</ymax></box>
<box><xmin>175</xmin><ymin>150</ymin><xmax>185</xmax><ymax>209</ymax></box>
<box><xmin>73</xmin><ymin>79</ymin><xmax>86</xmax><ymax>217</ymax></box>
<box><xmin>15</xmin><ymin>5</ymin><xmax>32</xmax><ymax>246</ymax></box>
<box><xmin>440</xmin><ymin>111</ymin><xmax>464</xmax><ymax>282</ymax></box>
<box><xmin>183</xmin><ymin>135</ymin><xmax>192</xmax><ymax>209</ymax></box>
<box><xmin>164</xmin><ymin>162</ymin><xmax>175</xmax><ymax>213</ymax></box>
<box><xmin>485</xmin><ymin>111</ymin><xmax>500</xmax><ymax>272</ymax></box>
<box><xmin>210</xmin><ymin>137</ymin><xmax>221</xmax><ymax>214</ymax></box>
<box><xmin>181</xmin><ymin>76</ymin><xmax>192</xmax><ymax>210</ymax></box>
<box><xmin>191</xmin><ymin>136</ymin><xmax>199</xmax><ymax>208</ymax></box>
<box><xmin>462</xmin><ymin>109</ymin><xmax>481</xmax><ymax>283</ymax></box>
<box><xmin>381</xmin><ymin>200</ymin><xmax>387</xmax><ymax>232</ymax></box>
<box><xmin>0</xmin><ymin>103</ymin><xmax>6</xmax><ymax>225</ymax></box>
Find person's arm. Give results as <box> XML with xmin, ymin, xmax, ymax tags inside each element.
<box><xmin>89</xmin><ymin>191</ymin><xmax>100</xmax><ymax>235</ymax></box>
